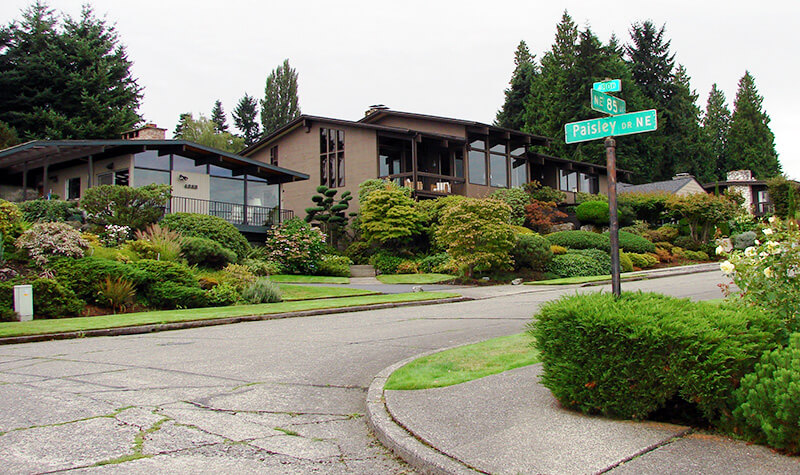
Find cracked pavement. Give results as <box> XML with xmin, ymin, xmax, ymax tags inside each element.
<box><xmin>0</xmin><ymin>273</ymin><xmax>725</xmax><ymax>473</ymax></box>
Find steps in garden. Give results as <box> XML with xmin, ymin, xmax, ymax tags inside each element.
<box><xmin>350</xmin><ymin>265</ymin><xmax>376</xmax><ymax>277</ymax></box>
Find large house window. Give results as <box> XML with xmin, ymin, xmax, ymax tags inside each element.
<box><xmin>579</xmin><ymin>173</ymin><xmax>599</xmax><ymax>194</ymax></box>
<box><xmin>320</xmin><ymin>128</ymin><xmax>344</xmax><ymax>187</ymax></box>
<box><xmin>559</xmin><ymin>169</ymin><xmax>599</xmax><ymax>193</ymax></box>
<box><xmin>97</xmin><ymin>169</ymin><xmax>129</xmax><ymax>186</ymax></box>
<box><xmin>559</xmin><ymin>170</ymin><xmax>578</xmax><ymax>192</ymax></box>
<box><xmin>468</xmin><ymin>138</ymin><xmax>487</xmax><ymax>185</ymax></box>
<box><xmin>489</xmin><ymin>140</ymin><xmax>508</xmax><ymax>188</ymax></box>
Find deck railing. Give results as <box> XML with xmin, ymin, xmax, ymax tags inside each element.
<box><xmin>167</xmin><ymin>196</ymin><xmax>293</xmax><ymax>227</ymax></box>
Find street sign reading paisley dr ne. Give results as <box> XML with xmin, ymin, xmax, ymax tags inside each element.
<box><xmin>564</xmin><ymin>109</ymin><xmax>657</xmax><ymax>144</ymax></box>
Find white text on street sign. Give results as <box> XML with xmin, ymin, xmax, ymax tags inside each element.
<box><xmin>593</xmin><ymin>79</ymin><xmax>622</xmax><ymax>93</ymax></box>
<box><xmin>591</xmin><ymin>89</ymin><xmax>626</xmax><ymax>115</ymax></box>
<box><xmin>564</xmin><ymin>109</ymin><xmax>657</xmax><ymax>144</ymax></box>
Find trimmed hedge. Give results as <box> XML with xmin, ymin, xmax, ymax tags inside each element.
<box><xmin>161</xmin><ymin>213</ymin><xmax>249</xmax><ymax>259</ymax></box>
<box><xmin>529</xmin><ymin>292</ymin><xmax>784</xmax><ymax>421</ymax></box>
<box><xmin>51</xmin><ymin>256</ymin><xmax>148</xmax><ymax>302</ymax></box>
<box><xmin>545</xmin><ymin>230</ymin><xmax>608</xmax><ymax>251</ymax></box>
<box><xmin>512</xmin><ymin>233</ymin><xmax>553</xmax><ymax>272</ymax></box>
<box><xmin>32</xmin><ymin>278</ymin><xmax>84</xmax><ymax>318</ymax></box>
<box><xmin>575</xmin><ymin>200</ymin><xmax>618</xmax><ymax>225</ymax></box>
<box><xmin>610</xmin><ymin>231</ymin><xmax>656</xmax><ymax>254</ymax></box>
<box><xmin>547</xmin><ymin>253</ymin><xmax>607</xmax><ymax>278</ymax></box>
<box><xmin>181</xmin><ymin>236</ymin><xmax>237</xmax><ymax>269</ymax></box>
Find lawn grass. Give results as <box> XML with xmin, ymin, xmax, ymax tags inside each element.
<box><xmin>269</xmin><ymin>275</ymin><xmax>350</xmax><ymax>284</ymax></box>
<box><xmin>385</xmin><ymin>332</ymin><xmax>539</xmax><ymax>390</ymax></box>
<box><xmin>279</xmin><ymin>284</ymin><xmax>377</xmax><ymax>301</ymax></box>
<box><xmin>525</xmin><ymin>273</ymin><xmax>647</xmax><ymax>285</ymax></box>
<box><xmin>0</xmin><ymin>292</ymin><xmax>459</xmax><ymax>338</ymax></box>
<box><xmin>376</xmin><ymin>273</ymin><xmax>455</xmax><ymax>284</ymax></box>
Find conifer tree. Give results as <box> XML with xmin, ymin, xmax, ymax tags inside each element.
<box><xmin>702</xmin><ymin>84</ymin><xmax>731</xmax><ymax>180</ymax></box>
<box><xmin>233</xmin><ymin>94</ymin><xmax>261</xmax><ymax>146</ymax></box>
<box><xmin>495</xmin><ymin>41</ymin><xmax>537</xmax><ymax>131</ymax></box>
<box><xmin>726</xmin><ymin>71</ymin><xmax>781</xmax><ymax>178</ymax></box>
<box><xmin>624</xmin><ymin>21</ymin><xmax>675</xmax><ymax>108</ymax></box>
<box><xmin>664</xmin><ymin>66</ymin><xmax>713</xmax><ymax>182</ymax></box>
<box><xmin>210</xmin><ymin>100</ymin><xmax>228</xmax><ymax>133</ymax></box>
<box><xmin>260</xmin><ymin>59</ymin><xmax>301</xmax><ymax>134</ymax></box>
<box><xmin>173</xmin><ymin>112</ymin><xmax>192</xmax><ymax>139</ymax></box>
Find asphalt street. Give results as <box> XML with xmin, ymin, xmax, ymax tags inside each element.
<box><xmin>0</xmin><ymin>271</ymin><xmax>727</xmax><ymax>473</ymax></box>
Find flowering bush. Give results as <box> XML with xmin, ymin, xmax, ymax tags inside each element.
<box><xmin>101</xmin><ymin>224</ymin><xmax>130</xmax><ymax>247</ymax></box>
<box><xmin>16</xmin><ymin>222</ymin><xmax>89</xmax><ymax>265</ymax></box>
<box><xmin>256</xmin><ymin>218</ymin><xmax>326</xmax><ymax>274</ymax></box>
<box><xmin>719</xmin><ymin>217</ymin><xmax>800</xmax><ymax>331</ymax></box>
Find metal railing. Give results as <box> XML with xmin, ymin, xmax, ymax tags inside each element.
<box><xmin>167</xmin><ymin>196</ymin><xmax>293</xmax><ymax>226</ymax></box>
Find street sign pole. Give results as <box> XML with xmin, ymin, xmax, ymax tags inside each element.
<box><xmin>605</xmin><ymin>137</ymin><xmax>621</xmax><ymax>298</ymax></box>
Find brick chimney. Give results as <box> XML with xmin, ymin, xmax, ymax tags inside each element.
<box><xmin>727</xmin><ymin>170</ymin><xmax>754</xmax><ymax>182</ymax></box>
<box><xmin>121</xmin><ymin>123</ymin><xmax>167</xmax><ymax>140</ymax></box>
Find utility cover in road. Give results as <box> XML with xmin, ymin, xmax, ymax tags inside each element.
<box><xmin>592</xmin><ymin>79</ymin><xmax>622</xmax><ymax>93</ymax></box>
<box><xmin>564</xmin><ymin>109</ymin><xmax>657</xmax><ymax>144</ymax></box>
<box><xmin>591</xmin><ymin>89</ymin><xmax>626</xmax><ymax>116</ymax></box>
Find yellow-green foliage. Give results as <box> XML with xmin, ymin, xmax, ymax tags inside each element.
<box><xmin>360</xmin><ymin>187</ymin><xmax>426</xmax><ymax>245</ymax></box>
<box><xmin>435</xmin><ymin>198</ymin><xmax>514</xmax><ymax>277</ymax></box>
<box><xmin>550</xmin><ymin>245</ymin><xmax>567</xmax><ymax>255</ymax></box>
<box><xmin>509</xmin><ymin>225</ymin><xmax>534</xmax><ymax>235</ymax></box>
<box><xmin>219</xmin><ymin>263</ymin><xmax>256</xmax><ymax>292</ymax></box>
<box><xmin>0</xmin><ymin>199</ymin><xmax>22</xmax><ymax>237</ymax></box>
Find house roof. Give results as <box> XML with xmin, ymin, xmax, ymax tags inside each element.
<box><xmin>701</xmin><ymin>179</ymin><xmax>769</xmax><ymax>190</ymax></box>
<box><xmin>0</xmin><ymin>140</ymin><xmax>309</xmax><ymax>184</ymax></box>
<box><xmin>618</xmin><ymin>176</ymin><xmax>699</xmax><ymax>194</ymax></box>
<box><xmin>240</xmin><ymin>110</ymin><xmax>553</xmax><ymax>157</ymax></box>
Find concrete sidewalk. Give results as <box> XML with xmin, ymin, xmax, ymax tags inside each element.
<box><xmin>367</xmin><ymin>363</ymin><xmax>800</xmax><ymax>475</ymax></box>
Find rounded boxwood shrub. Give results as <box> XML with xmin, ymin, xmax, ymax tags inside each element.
<box><xmin>733</xmin><ymin>333</ymin><xmax>800</xmax><ymax>453</ymax></box>
<box><xmin>610</xmin><ymin>231</ymin><xmax>656</xmax><ymax>254</ymax></box>
<box><xmin>512</xmin><ymin>233</ymin><xmax>553</xmax><ymax>272</ymax></box>
<box><xmin>575</xmin><ymin>200</ymin><xmax>619</xmax><ymax>225</ymax></box>
<box><xmin>627</xmin><ymin>252</ymin><xmax>658</xmax><ymax>269</ymax></box>
<box><xmin>545</xmin><ymin>230</ymin><xmax>608</xmax><ymax>251</ymax></box>
<box><xmin>529</xmin><ymin>292</ymin><xmax>784</xmax><ymax>421</ymax></box>
<box><xmin>317</xmin><ymin>255</ymin><xmax>353</xmax><ymax>277</ymax></box>
<box><xmin>51</xmin><ymin>256</ymin><xmax>148</xmax><ymax>302</ymax></box>
<box><xmin>619</xmin><ymin>252</ymin><xmax>634</xmax><ymax>272</ymax></box>
<box><xmin>547</xmin><ymin>253</ymin><xmax>606</xmax><ymax>278</ymax></box>
<box><xmin>568</xmin><ymin>248</ymin><xmax>612</xmax><ymax>273</ymax></box>
<box><xmin>161</xmin><ymin>213</ymin><xmax>249</xmax><ymax>259</ymax></box>
<box><xmin>732</xmin><ymin>231</ymin><xmax>758</xmax><ymax>250</ymax></box>
<box><xmin>181</xmin><ymin>236</ymin><xmax>237</xmax><ymax>269</ymax></box>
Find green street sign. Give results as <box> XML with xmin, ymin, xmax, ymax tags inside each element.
<box><xmin>593</xmin><ymin>79</ymin><xmax>622</xmax><ymax>93</ymax></box>
<box><xmin>591</xmin><ymin>89</ymin><xmax>626</xmax><ymax>115</ymax></box>
<box><xmin>565</xmin><ymin>109</ymin><xmax>657</xmax><ymax>144</ymax></box>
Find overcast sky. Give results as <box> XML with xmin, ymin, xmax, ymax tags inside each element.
<box><xmin>2</xmin><ymin>0</ymin><xmax>798</xmax><ymax>180</ymax></box>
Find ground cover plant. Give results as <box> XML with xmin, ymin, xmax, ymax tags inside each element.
<box><xmin>385</xmin><ymin>332</ymin><xmax>539</xmax><ymax>390</ymax></box>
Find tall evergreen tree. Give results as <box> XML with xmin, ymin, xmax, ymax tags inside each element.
<box><xmin>495</xmin><ymin>40</ymin><xmax>537</xmax><ymax>130</ymax></box>
<box><xmin>664</xmin><ymin>65</ymin><xmax>714</xmax><ymax>182</ymax></box>
<box><xmin>702</xmin><ymin>84</ymin><xmax>731</xmax><ymax>180</ymax></box>
<box><xmin>173</xmin><ymin>112</ymin><xmax>192</xmax><ymax>139</ymax></box>
<box><xmin>210</xmin><ymin>99</ymin><xmax>228</xmax><ymax>133</ymax></box>
<box><xmin>260</xmin><ymin>59</ymin><xmax>301</xmax><ymax>134</ymax></box>
<box><xmin>726</xmin><ymin>71</ymin><xmax>781</xmax><ymax>178</ymax></box>
<box><xmin>0</xmin><ymin>2</ymin><xmax>141</xmax><ymax>139</ymax></box>
<box><xmin>624</xmin><ymin>21</ymin><xmax>675</xmax><ymax>108</ymax></box>
<box><xmin>233</xmin><ymin>93</ymin><xmax>261</xmax><ymax>146</ymax></box>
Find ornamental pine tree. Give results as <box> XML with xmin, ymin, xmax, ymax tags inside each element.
<box><xmin>233</xmin><ymin>93</ymin><xmax>261</xmax><ymax>146</ymax></box>
<box><xmin>304</xmin><ymin>186</ymin><xmax>352</xmax><ymax>246</ymax></box>
<box><xmin>726</xmin><ymin>71</ymin><xmax>781</xmax><ymax>179</ymax></box>
<box><xmin>495</xmin><ymin>41</ymin><xmax>537</xmax><ymax>131</ymax></box>
<box><xmin>210</xmin><ymin>100</ymin><xmax>229</xmax><ymax>133</ymax></box>
<box><xmin>260</xmin><ymin>59</ymin><xmax>301</xmax><ymax>134</ymax></box>
<box><xmin>702</xmin><ymin>84</ymin><xmax>732</xmax><ymax>180</ymax></box>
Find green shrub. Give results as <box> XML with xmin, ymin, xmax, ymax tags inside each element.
<box><xmin>766</xmin><ymin>176</ymin><xmax>800</xmax><ymax>219</ymax></box>
<box><xmin>242</xmin><ymin>258</ymin><xmax>282</xmax><ymax>276</ymax></box>
<box><xmin>218</xmin><ymin>263</ymin><xmax>257</xmax><ymax>292</ymax></box>
<box><xmin>547</xmin><ymin>253</ymin><xmax>606</xmax><ymax>278</ymax></box>
<box><xmin>51</xmin><ymin>256</ymin><xmax>148</xmax><ymax>302</ymax></box>
<box><xmin>619</xmin><ymin>252</ymin><xmax>633</xmax><ymax>272</ymax></box>
<box><xmin>511</xmin><ymin>233</ymin><xmax>553</xmax><ymax>272</ymax></box>
<box><xmin>145</xmin><ymin>281</ymin><xmax>207</xmax><ymax>309</ymax></box>
<box><xmin>733</xmin><ymin>333</ymin><xmax>800</xmax><ymax>453</ymax></box>
<box><xmin>82</xmin><ymin>184</ymin><xmax>170</xmax><ymax>230</ymax></box>
<box><xmin>254</xmin><ymin>218</ymin><xmax>326</xmax><ymax>274</ymax></box>
<box><xmin>618</xmin><ymin>192</ymin><xmax>670</xmax><ymax>224</ymax></box>
<box><xmin>575</xmin><ymin>192</ymin><xmax>607</xmax><ymax>204</ymax></box>
<box><xmin>370</xmin><ymin>251</ymin><xmax>404</xmax><ymax>275</ymax></box>
<box><xmin>205</xmin><ymin>282</ymin><xmax>239</xmax><ymax>306</ymax></box>
<box><xmin>524</xmin><ymin>181</ymin><xmax>566</xmax><ymax>203</ymax></box>
<box><xmin>568</xmin><ymin>248</ymin><xmax>612</xmax><ymax>273</ymax></box>
<box><xmin>732</xmin><ymin>231</ymin><xmax>757</xmax><ymax>250</ymax></box>
<box><xmin>644</xmin><ymin>225</ymin><xmax>679</xmax><ymax>243</ymax></box>
<box><xmin>683</xmin><ymin>250</ymin><xmax>709</xmax><ymax>261</ymax></box>
<box><xmin>612</xmin><ymin>231</ymin><xmax>656</xmax><ymax>254</ymax></box>
<box><xmin>575</xmin><ymin>201</ymin><xmax>619</xmax><ymax>225</ymax></box>
<box><xmin>161</xmin><ymin>212</ymin><xmax>249</xmax><ymax>259</ymax></box>
<box><xmin>32</xmin><ymin>278</ymin><xmax>84</xmax><ymax>318</ymax></box>
<box><xmin>15</xmin><ymin>222</ymin><xmax>89</xmax><ymax>265</ymax></box>
<box><xmin>0</xmin><ymin>281</ymin><xmax>18</xmax><ymax>321</ymax></box>
<box><xmin>396</xmin><ymin>260</ymin><xmax>419</xmax><ymax>274</ymax></box>
<box><xmin>181</xmin><ymin>236</ymin><xmax>237</xmax><ymax>268</ymax></box>
<box><xmin>360</xmin><ymin>187</ymin><xmax>427</xmax><ymax>246</ymax></box>
<box><xmin>18</xmin><ymin>199</ymin><xmax>82</xmax><ymax>223</ymax></box>
<box><xmin>96</xmin><ymin>277</ymin><xmax>136</xmax><ymax>313</ymax></box>
<box><xmin>122</xmin><ymin>240</ymin><xmax>161</xmax><ymax>260</ymax></box>
<box><xmin>317</xmin><ymin>255</ymin><xmax>353</xmax><ymax>277</ymax></box>
<box><xmin>627</xmin><ymin>252</ymin><xmax>658</xmax><ymax>268</ymax></box>
<box><xmin>241</xmin><ymin>277</ymin><xmax>282</xmax><ymax>304</ymax></box>
<box><xmin>133</xmin><ymin>259</ymin><xmax>197</xmax><ymax>288</ymax></box>
<box><xmin>529</xmin><ymin>292</ymin><xmax>784</xmax><ymax>421</ymax></box>
<box><xmin>0</xmin><ymin>200</ymin><xmax>23</xmax><ymax>240</ymax></box>
<box><xmin>674</xmin><ymin>235</ymin><xmax>703</xmax><ymax>251</ymax></box>
<box><xmin>545</xmin><ymin>230</ymin><xmax>607</xmax><ymax>251</ymax></box>
<box><xmin>489</xmin><ymin>188</ymin><xmax>531</xmax><ymax>226</ymax></box>
<box><xmin>343</xmin><ymin>240</ymin><xmax>373</xmax><ymax>265</ymax></box>
<box><xmin>419</xmin><ymin>253</ymin><xmax>449</xmax><ymax>273</ymax></box>
<box><xmin>550</xmin><ymin>245</ymin><xmax>567</xmax><ymax>255</ymax></box>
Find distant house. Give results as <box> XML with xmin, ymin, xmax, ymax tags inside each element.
<box><xmin>618</xmin><ymin>173</ymin><xmax>706</xmax><ymax>196</ymax></box>
<box><xmin>0</xmin><ymin>124</ymin><xmax>309</xmax><ymax>236</ymax></box>
<box><xmin>702</xmin><ymin>170</ymin><xmax>773</xmax><ymax>216</ymax></box>
<box><xmin>240</xmin><ymin>107</ymin><xmax>632</xmax><ymax>214</ymax></box>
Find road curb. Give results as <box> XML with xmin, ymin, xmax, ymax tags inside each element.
<box><xmin>366</xmin><ymin>351</ymin><xmax>483</xmax><ymax>475</ymax></box>
<box><xmin>0</xmin><ymin>296</ymin><xmax>471</xmax><ymax>346</ymax></box>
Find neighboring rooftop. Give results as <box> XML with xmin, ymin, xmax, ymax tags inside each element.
<box><xmin>619</xmin><ymin>174</ymin><xmax>702</xmax><ymax>194</ymax></box>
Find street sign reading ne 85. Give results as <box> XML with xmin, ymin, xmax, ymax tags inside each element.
<box><xmin>591</xmin><ymin>89</ymin><xmax>626</xmax><ymax>115</ymax></box>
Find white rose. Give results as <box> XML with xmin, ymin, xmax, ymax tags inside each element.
<box><xmin>763</xmin><ymin>267</ymin><xmax>774</xmax><ymax>278</ymax></box>
<box><xmin>768</xmin><ymin>216</ymin><xmax>778</xmax><ymax>224</ymax></box>
<box><xmin>744</xmin><ymin>247</ymin><xmax>757</xmax><ymax>257</ymax></box>
<box><xmin>763</xmin><ymin>228</ymin><xmax>773</xmax><ymax>236</ymax></box>
<box><xmin>720</xmin><ymin>261</ymin><xmax>735</xmax><ymax>275</ymax></box>
<box><xmin>716</xmin><ymin>246</ymin><xmax>724</xmax><ymax>255</ymax></box>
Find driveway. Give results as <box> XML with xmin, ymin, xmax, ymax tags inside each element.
<box><xmin>0</xmin><ymin>272</ymin><xmax>727</xmax><ymax>473</ymax></box>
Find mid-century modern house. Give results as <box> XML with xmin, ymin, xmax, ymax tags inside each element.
<box><xmin>241</xmin><ymin>107</ymin><xmax>630</xmax><ymax>213</ymax></box>
<box><xmin>702</xmin><ymin>170</ymin><xmax>773</xmax><ymax>216</ymax></box>
<box><xmin>618</xmin><ymin>173</ymin><xmax>706</xmax><ymax>197</ymax></box>
<box><xmin>0</xmin><ymin>125</ymin><xmax>308</xmax><ymax>236</ymax></box>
